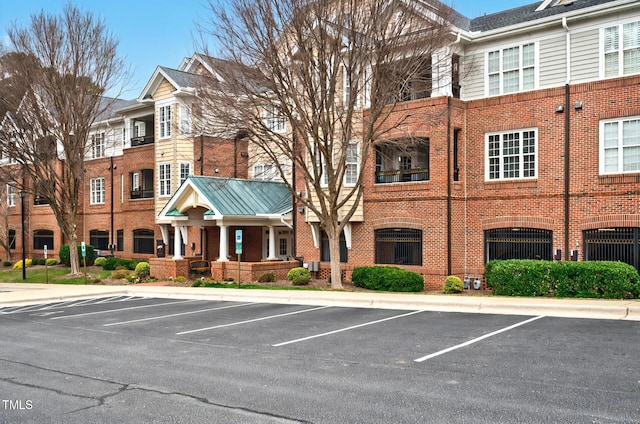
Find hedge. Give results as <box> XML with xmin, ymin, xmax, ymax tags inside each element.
<box><xmin>102</xmin><ymin>257</ymin><xmax>141</xmax><ymax>271</ymax></box>
<box><xmin>485</xmin><ymin>260</ymin><xmax>640</xmax><ymax>299</ymax></box>
<box><xmin>352</xmin><ymin>266</ymin><xmax>424</xmax><ymax>292</ymax></box>
<box><xmin>59</xmin><ymin>244</ymin><xmax>95</xmax><ymax>266</ymax></box>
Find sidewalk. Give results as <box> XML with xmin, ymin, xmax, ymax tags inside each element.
<box><xmin>1</xmin><ymin>282</ymin><xmax>639</xmax><ymax>320</ymax></box>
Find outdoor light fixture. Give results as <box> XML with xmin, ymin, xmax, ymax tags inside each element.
<box><xmin>555</xmin><ymin>104</ymin><xmax>564</xmax><ymax>113</ymax></box>
<box><xmin>19</xmin><ymin>190</ymin><xmax>26</xmax><ymax>280</ymax></box>
<box><xmin>574</xmin><ymin>101</ymin><xmax>583</xmax><ymax>110</ymax></box>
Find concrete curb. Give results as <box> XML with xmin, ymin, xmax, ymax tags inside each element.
<box><xmin>1</xmin><ymin>283</ymin><xmax>639</xmax><ymax>321</ymax></box>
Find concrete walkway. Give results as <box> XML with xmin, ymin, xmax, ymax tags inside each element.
<box><xmin>1</xmin><ymin>282</ymin><xmax>639</xmax><ymax>320</ymax></box>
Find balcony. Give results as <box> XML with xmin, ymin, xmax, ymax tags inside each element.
<box><xmin>130</xmin><ymin>136</ymin><xmax>155</xmax><ymax>147</ymax></box>
<box><xmin>375</xmin><ymin>168</ymin><xmax>429</xmax><ymax>184</ymax></box>
<box><xmin>130</xmin><ymin>188</ymin><xmax>154</xmax><ymax>199</ymax></box>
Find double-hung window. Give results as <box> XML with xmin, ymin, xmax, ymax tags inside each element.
<box><xmin>486</xmin><ymin>129</ymin><xmax>537</xmax><ymax>181</ymax></box>
<box><xmin>600</xmin><ymin>117</ymin><xmax>640</xmax><ymax>174</ymax></box>
<box><xmin>253</xmin><ymin>162</ymin><xmax>276</xmax><ymax>181</ymax></box>
<box><xmin>91</xmin><ymin>133</ymin><xmax>105</xmax><ymax>159</ymax></box>
<box><xmin>265</xmin><ymin>105</ymin><xmax>286</xmax><ymax>133</ymax></box>
<box><xmin>345</xmin><ymin>143</ymin><xmax>359</xmax><ymax>186</ymax></box>
<box><xmin>159</xmin><ymin>105</ymin><xmax>172</xmax><ymax>138</ymax></box>
<box><xmin>487</xmin><ymin>43</ymin><xmax>536</xmax><ymax>95</ymax></box>
<box><xmin>6</xmin><ymin>184</ymin><xmax>15</xmax><ymax>207</ymax></box>
<box><xmin>603</xmin><ymin>20</ymin><xmax>640</xmax><ymax>78</ymax></box>
<box><xmin>179</xmin><ymin>162</ymin><xmax>191</xmax><ymax>185</ymax></box>
<box><xmin>159</xmin><ymin>163</ymin><xmax>171</xmax><ymax>196</ymax></box>
<box><xmin>90</xmin><ymin>177</ymin><xmax>105</xmax><ymax>205</ymax></box>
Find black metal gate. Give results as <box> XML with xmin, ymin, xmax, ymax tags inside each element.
<box><xmin>485</xmin><ymin>228</ymin><xmax>553</xmax><ymax>262</ymax></box>
<box><xmin>583</xmin><ymin>228</ymin><xmax>639</xmax><ymax>271</ymax></box>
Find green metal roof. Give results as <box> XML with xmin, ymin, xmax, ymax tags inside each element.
<box><xmin>187</xmin><ymin>175</ymin><xmax>292</xmax><ymax>216</ymax></box>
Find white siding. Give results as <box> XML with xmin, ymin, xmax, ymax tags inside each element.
<box><xmin>539</xmin><ymin>35</ymin><xmax>567</xmax><ymax>88</ymax></box>
<box><xmin>570</xmin><ymin>28</ymin><xmax>599</xmax><ymax>83</ymax></box>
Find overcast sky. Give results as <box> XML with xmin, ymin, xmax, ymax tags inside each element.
<box><xmin>0</xmin><ymin>0</ymin><xmax>536</xmax><ymax>98</ymax></box>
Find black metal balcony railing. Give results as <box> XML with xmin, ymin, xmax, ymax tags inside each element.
<box><xmin>33</xmin><ymin>196</ymin><xmax>50</xmax><ymax>206</ymax></box>
<box><xmin>130</xmin><ymin>188</ymin><xmax>154</xmax><ymax>199</ymax></box>
<box><xmin>375</xmin><ymin>168</ymin><xmax>429</xmax><ymax>184</ymax></box>
<box><xmin>130</xmin><ymin>136</ymin><xmax>155</xmax><ymax>147</ymax></box>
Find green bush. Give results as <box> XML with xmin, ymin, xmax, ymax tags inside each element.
<box><xmin>191</xmin><ymin>280</ymin><xmax>203</xmax><ymax>287</ymax></box>
<box><xmin>111</xmin><ymin>269</ymin><xmax>130</xmax><ymax>279</ymax></box>
<box><xmin>485</xmin><ymin>260</ymin><xmax>640</xmax><ymax>299</ymax></box>
<box><xmin>103</xmin><ymin>257</ymin><xmax>140</xmax><ymax>271</ymax></box>
<box><xmin>174</xmin><ymin>276</ymin><xmax>186</xmax><ymax>283</ymax></box>
<box><xmin>292</xmin><ymin>275</ymin><xmax>310</xmax><ymax>286</ymax></box>
<box><xmin>31</xmin><ymin>258</ymin><xmax>45</xmax><ymax>265</ymax></box>
<box><xmin>59</xmin><ymin>244</ymin><xmax>95</xmax><ymax>266</ymax></box>
<box><xmin>444</xmin><ymin>275</ymin><xmax>464</xmax><ymax>294</ymax></box>
<box><xmin>223</xmin><ymin>276</ymin><xmax>235</xmax><ymax>282</ymax></box>
<box><xmin>94</xmin><ymin>257</ymin><xmax>107</xmax><ymax>267</ymax></box>
<box><xmin>134</xmin><ymin>261</ymin><xmax>150</xmax><ymax>276</ymax></box>
<box><xmin>257</xmin><ymin>272</ymin><xmax>276</xmax><ymax>283</ymax></box>
<box><xmin>45</xmin><ymin>258</ymin><xmax>57</xmax><ymax>266</ymax></box>
<box><xmin>351</xmin><ymin>266</ymin><xmax>424</xmax><ymax>292</ymax></box>
<box><xmin>3</xmin><ymin>261</ymin><xmax>11</xmax><ymax>267</ymax></box>
<box><xmin>287</xmin><ymin>267</ymin><xmax>311</xmax><ymax>281</ymax></box>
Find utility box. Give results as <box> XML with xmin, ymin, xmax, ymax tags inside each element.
<box><xmin>308</xmin><ymin>261</ymin><xmax>319</xmax><ymax>272</ymax></box>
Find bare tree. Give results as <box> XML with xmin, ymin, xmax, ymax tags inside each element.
<box><xmin>198</xmin><ymin>0</ymin><xmax>457</xmax><ymax>288</ymax></box>
<box><xmin>0</xmin><ymin>3</ymin><xmax>127</xmax><ymax>274</ymax></box>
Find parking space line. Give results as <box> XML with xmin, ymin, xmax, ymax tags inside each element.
<box><xmin>414</xmin><ymin>315</ymin><xmax>545</xmax><ymax>363</ymax></box>
<box><xmin>104</xmin><ymin>302</ymin><xmax>256</xmax><ymax>327</ymax></box>
<box><xmin>50</xmin><ymin>299</ymin><xmax>200</xmax><ymax>319</ymax></box>
<box><xmin>176</xmin><ymin>306</ymin><xmax>331</xmax><ymax>335</ymax></box>
<box><xmin>272</xmin><ymin>310</ymin><xmax>425</xmax><ymax>347</ymax></box>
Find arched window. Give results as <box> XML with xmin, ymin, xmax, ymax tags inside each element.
<box><xmin>584</xmin><ymin>227</ymin><xmax>639</xmax><ymax>271</ymax></box>
<box><xmin>374</xmin><ymin>228</ymin><xmax>422</xmax><ymax>266</ymax></box>
<box><xmin>33</xmin><ymin>230</ymin><xmax>54</xmax><ymax>250</ymax></box>
<box><xmin>484</xmin><ymin>228</ymin><xmax>552</xmax><ymax>262</ymax></box>
<box><xmin>133</xmin><ymin>229</ymin><xmax>154</xmax><ymax>254</ymax></box>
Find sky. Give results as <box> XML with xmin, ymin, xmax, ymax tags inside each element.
<box><xmin>0</xmin><ymin>0</ymin><xmax>536</xmax><ymax>99</ymax></box>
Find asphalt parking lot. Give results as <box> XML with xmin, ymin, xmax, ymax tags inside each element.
<box><xmin>1</xmin><ymin>295</ymin><xmax>639</xmax><ymax>423</ymax></box>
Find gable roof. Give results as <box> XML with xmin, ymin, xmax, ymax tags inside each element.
<box><xmin>158</xmin><ymin>175</ymin><xmax>293</xmax><ymax>220</ymax></box>
<box><xmin>469</xmin><ymin>0</ymin><xmax>622</xmax><ymax>32</ymax></box>
<box><xmin>137</xmin><ymin>66</ymin><xmax>198</xmax><ymax>102</ymax></box>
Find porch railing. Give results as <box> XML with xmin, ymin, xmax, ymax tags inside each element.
<box><xmin>375</xmin><ymin>168</ymin><xmax>429</xmax><ymax>184</ymax></box>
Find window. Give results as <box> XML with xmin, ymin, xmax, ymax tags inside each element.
<box><xmin>179</xmin><ymin>162</ymin><xmax>191</xmax><ymax>185</ymax></box>
<box><xmin>485</xmin><ymin>228</ymin><xmax>552</xmax><ymax>261</ymax></box>
<box><xmin>584</xmin><ymin>227</ymin><xmax>639</xmax><ymax>271</ymax></box>
<box><xmin>179</xmin><ymin>104</ymin><xmax>192</xmax><ymax>136</ymax></box>
<box><xmin>117</xmin><ymin>229</ymin><xmax>124</xmax><ymax>252</ymax></box>
<box><xmin>6</xmin><ymin>184</ymin><xmax>15</xmax><ymax>207</ymax></box>
<box><xmin>253</xmin><ymin>162</ymin><xmax>277</xmax><ymax>181</ymax></box>
<box><xmin>89</xmin><ymin>230</ymin><xmax>109</xmax><ymax>251</ymax></box>
<box><xmin>345</xmin><ymin>143</ymin><xmax>359</xmax><ymax>186</ymax></box>
<box><xmin>487</xmin><ymin>43</ymin><xmax>536</xmax><ymax>95</ymax></box>
<box><xmin>342</xmin><ymin>65</ymin><xmax>359</xmax><ymax>108</ymax></box>
<box><xmin>316</xmin><ymin>154</ymin><xmax>329</xmax><ymax>187</ymax></box>
<box><xmin>8</xmin><ymin>229</ymin><xmax>16</xmax><ymax>250</ymax></box>
<box><xmin>375</xmin><ymin>139</ymin><xmax>429</xmax><ymax>184</ymax></box>
<box><xmin>33</xmin><ymin>230</ymin><xmax>54</xmax><ymax>250</ymax></box>
<box><xmin>486</xmin><ymin>129</ymin><xmax>537</xmax><ymax>181</ymax></box>
<box><xmin>91</xmin><ymin>132</ymin><xmax>105</xmax><ymax>159</ymax></box>
<box><xmin>603</xmin><ymin>21</ymin><xmax>640</xmax><ymax>78</ymax></box>
<box><xmin>374</xmin><ymin>228</ymin><xmax>422</xmax><ymax>266</ymax></box>
<box><xmin>265</xmin><ymin>105</ymin><xmax>286</xmax><ymax>133</ymax></box>
<box><xmin>159</xmin><ymin>163</ymin><xmax>171</xmax><ymax>196</ymax></box>
<box><xmin>600</xmin><ymin>117</ymin><xmax>640</xmax><ymax>174</ymax></box>
<box><xmin>90</xmin><ymin>177</ymin><xmax>105</xmax><ymax>205</ymax></box>
<box><xmin>159</xmin><ymin>105</ymin><xmax>171</xmax><ymax>138</ymax></box>
<box><xmin>321</xmin><ymin>231</ymin><xmax>348</xmax><ymax>263</ymax></box>
<box><xmin>130</xmin><ymin>169</ymin><xmax>154</xmax><ymax>199</ymax></box>
<box><xmin>133</xmin><ymin>229</ymin><xmax>154</xmax><ymax>254</ymax></box>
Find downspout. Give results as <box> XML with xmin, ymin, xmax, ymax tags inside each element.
<box><xmin>563</xmin><ymin>17</ymin><xmax>571</xmax><ymax>260</ymax></box>
<box><xmin>446</xmin><ymin>97</ymin><xmax>452</xmax><ymax>275</ymax></box>
<box><xmin>110</xmin><ymin>156</ymin><xmax>115</xmax><ymax>253</ymax></box>
<box><xmin>291</xmin><ymin>133</ymin><xmax>298</xmax><ymax>260</ymax></box>
<box><xmin>200</xmin><ymin>134</ymin><xmax>204</xmax><ymax>175</ymax></box>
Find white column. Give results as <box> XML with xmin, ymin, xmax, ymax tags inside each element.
<box><xmin>173</xmin><ymin>225</ymin><xmax>183</xmax><ymax>260</ymax></box>
<box><xmin>267</xmin><ymin>225</ymin><xmax>277</xmax><ymax>260</ymax></box>
<box><xmin>218</xmin><ymin>225</ymin><xmax>229</xmax><ymax>261</ymax></box>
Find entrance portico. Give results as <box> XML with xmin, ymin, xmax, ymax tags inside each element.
<box><xmin>152</xmin><ymin>176</ymin><xmax>294</xmax><ymax>279</ymax></box>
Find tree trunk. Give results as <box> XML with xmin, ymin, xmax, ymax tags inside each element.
<box><xmin>328</xmin><ymin>227</ymin><xmax>344</xmax><ymax>289</ymax></box>
<box><xmin>68</xmin><ymin>238</ymin><xmax>81</xmax><ymax>276</ymax></box>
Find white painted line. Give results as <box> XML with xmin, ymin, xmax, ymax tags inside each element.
<box><xmin>2</xmin><ymin>304</ymin><xmax>46</xmax><ymax>314</ymax></box>
<box><xmin>177</xmin><ymin>306</ymin><xmax>331</xmax><ymax>335</ymax></box>
<box><xmin>104</xmin><ymin>302</ymin><xmax>256</xmax><ymax>327</ymax></box>
<box><xmin>273</xmin><ymin>310</ymin><xmax>425</xmax><ymax>347</ymax></box>
<box><xmin>50</xmin><ymin>299</ymin><xmax>200</xmax><ymax>320</ymax></box>
<box><xmin>93</xmin><ymin>296</ymin><xmax>130</xmax><ymax>304</ymax></box>
<box><xmin>414</xmin><ymin>315</ymin><xmax>545</xmax><ymax>363</ymax></box>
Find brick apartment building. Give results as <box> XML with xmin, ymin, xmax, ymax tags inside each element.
<box><xmin>2</xmin><ymin>0</ymin><xmax>639</xmax><ymax>290</ymax></box>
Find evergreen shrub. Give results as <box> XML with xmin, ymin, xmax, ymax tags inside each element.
<box><xmin>351</xmin><ymin>266</ymin><xmax>424</xmax><ymax>292</ymax></box>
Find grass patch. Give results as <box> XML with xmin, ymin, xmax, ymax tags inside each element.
<box><xmin>0</xmin><ymin>266</ymin><xmax>111</xmax><ymax>285</ymax></box>
<box><xmin>202</xmin><ymin>282</ymin><xmax>321</xmax><ymax>290</ymax></box>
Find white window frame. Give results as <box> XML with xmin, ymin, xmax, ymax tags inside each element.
<box><xmin>265</xmin><ymin>105</ymin><xmax>286</xmax><ymax>133</ymax></box>
<box><xmin>485</xmin><ymin>128</ymin><xmax>538</xmax><ymax>181</ymax></box>
<box><xmin>253</xmin><ymin>162</ymin><xmax>277</xmax><ymax>181</ymax></box>
<box><xmin>90</xmin><ymin>177</ymin><xmax>105</xmax><ymax>205</ymax></box>
<box><xmin>486</xmin><ymin>42</ymin><xmax>537</xmax><ymax>96</ymax></box>
<box><xmin>158</xmin><ymin>163</ymin><xmax>171</xmax><ymax>197</ymax></box>
<box><xmin>344</xmin><ymin>142</ymin><xmax>359</xmax><ymax>186</ymax></box>
<box><xmin>132</xmin><ymin>172</ymin><xmax>140</xmax><ymax>191</ymax></box>
<box><xmin>159</xmin><ymin>104</ymin><xmax>172</xmax><ymax>139</ymax></box>
<box><xmin>178</xmin><ymin>103</ymin><xmax>192</xmax><ymax>136</ymax></box>
<box><xmin>599</xmin><ymin>116</ymin><xmax>640</xmax><ymax>174</ymax></box>
<box><xmin>601</xmin><ymin>20</ymin><xmax>640</xmax><ymax>79</ymax></box>
<box><xmin>91</xmin><ymin>132</ymin><xmax>105</xmax><ymax>159</ymax></box>
<box><xmin>6</xmin><ymin>184</ymin><xmax>16</xmax><ymax>207</ymax></box>
<box><xmin>179</xmin><ymin>162</ymin><xmax>191</xmax><ymax>185</ymax></box>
